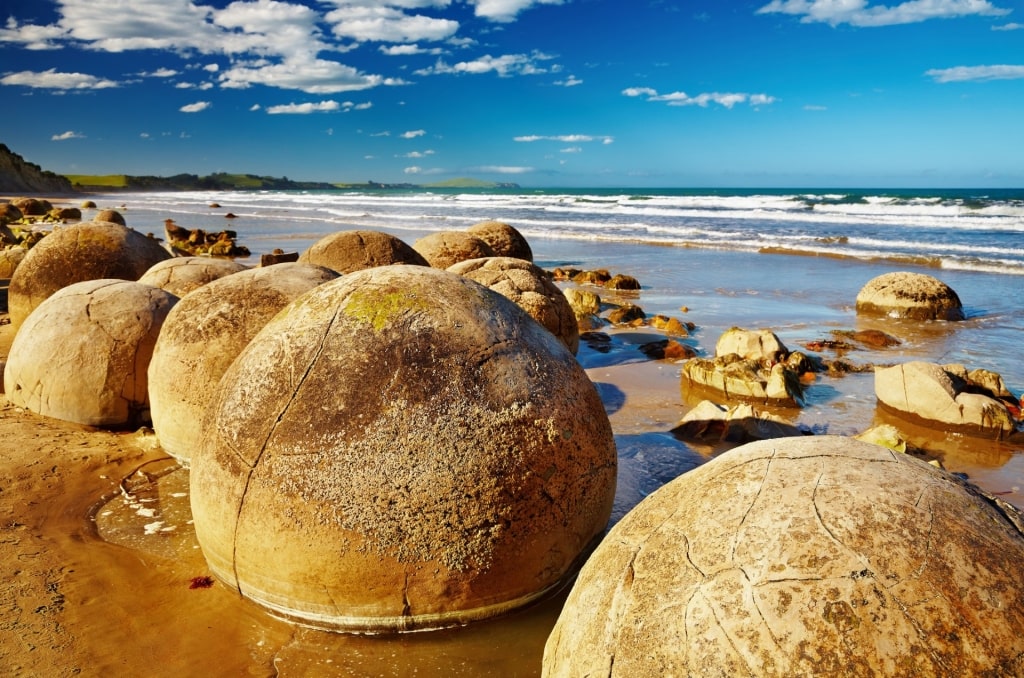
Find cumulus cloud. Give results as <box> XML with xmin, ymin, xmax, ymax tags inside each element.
<box><xmin>925</xmin><ymin>64</ymin><xmax>1024</xmax><ymax>82</ymax></box>
<box><xmin>380</xmin><ymin>44</ymin><xmax>445</xmax><ymax>55</ymax></box>
<box><xmin>404</xmin><ymin>165</ymin><xmax>423</xmax><ymax>174</ymax></box>
<box><xmin>0</xmin><ymin>68</ymin><xmax>119</xmax><ymax>90</ymax></box>
<box><xmin>416</xmin><ymin>51</ymin><xmax>557</xmax><ymax>76</ymax></box>
<box><xmin>219</xmin><ymin>55</ymin><xmax>398</xmax><ymax>93</ymax></box>
<box><xmin>467</xmin><ymin>0</ymin><xmax>563</xmax><ymax>22</ymax></box>
<box><xmin>180</xmin><ymin>100</ymin><xmax>211</xmax><ymax>112</ymax></box>
<box><xmin>402</xmin><ymin>129</ymin><xmax>427</xmax><ymax>138</ymax></box>
<box><xmin>141</xmin><ymin>68</ymin><xmax>178</xmax><ymax>78</ymax></box>
<box><xmin>623</xmin><ymin>86</ymin><xmax>777</xmax><ymax>109</ymax></box>
<box><xmin>756</xmin><ymin>0</ymin><xmax>1011</xmax><ymax>27</ymax></box>
<box><xmin>51</xmin><ymin>130</ymin><xmax>85</xmax><ymax>141</ymax></box>
<box><xmin>327</xmin><ymin>6</ymin><xmax>458</xmax><ymax>42</ymax></box>
<box><xmin>266</xmin><ymin>100</ymin><xmax>342</xmax><ymax>114</ymax></box>
<box><xmin>0</xmin><ymin>17</ymin><xmax>67</xmax><ymax>50</ymax></box>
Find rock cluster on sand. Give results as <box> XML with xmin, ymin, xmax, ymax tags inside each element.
<box><xmin>298</xmin><ymin>229</ymin><xmax>428</xmax><ymax>273</ymax></box>
<box><xmin>7</xmin><ymin>220</ymin><xmax>171</xmax><ymax>329</ymax></box>
<box><xmin>4</xmin><ymin>279</ymin><xmax>177</xmax><ymax>427</ymax></box>
<box><xmin>875</xmin><ymin>361</ymin><xmax>1021</xmax><ymax>438</ymax></box>
<box><xmin>190</xmin><ymin>265</ymin><xmax>616</xmax><ymax>632</ymax></box>
<box><xmin>148</xmin><ymin>263</ymin><xmax>339</xmax><ymax>463</ymax></box>
<box><xmin>544</xmin><ymin>436</ymin><xmax>1024</xmax><ymax>677</ymax></box>
<box><xmin>138</xmin><ymin>257</ymin><xmax>248</xmax><ymax>298</ymax></box>
<box><xmin>856</xmin><ymin>271</ymin><xmax>964</xmax><ymax>320</ymax></box>
<box><xmin>448</xmin><ymin>256</ymin><xmax>579</xmax><ymax>354</ymax></box>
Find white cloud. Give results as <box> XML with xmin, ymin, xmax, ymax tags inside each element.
<box><xmin>926</xmin><ymin>64</ymin><xmax>1024</xmax><ymax>82</ymax></box>
<box><xmin>141</xmin><ymin>68</ymin><xmax>178</xmax><ymax>78</ymax></box>
<box><xmin>327</xmin><ymin>6</ymin><xmax>458</xmax><ymax>43</ymax></box>
<box><xmin>180</xmin><ymin>100</ymin><xmax>211</xmax><ymax>112</ymax></box>
<box><xmin>469</xmin><ymin>165</ymin><xmax>535</xmax><ymax>174</ymax></box>
<box><xmin>402</xmin><ymin>150</ymin><xmax>436</xmax><ymax>157</ymax></box>
<box><xmin>560</xmin><ymin>146</ymin><xmax>582</xmax><ymax>153</ymax></box>
<box><xmin>250</xmin><ymin>104</ymin><xmax>261</xmax><ymax>111</ymax></box>
<box><xmin>416</xmin><ymin>51</ymin><xmax>557</xmax><ymax>76</ymax></box>
<box><xmin>140</xmin><ymin>132</ymin><xmax>150</xmax><ymax>138</ymax></box>
<box><xmin>402</xmin><ymin>129</ymin><xmax>426</xmax><ymax>138</ymax></box>
<box><xmin>380</xmin><ymin>44</ymin><xmax>445</xmax><ymax>56</ymax></box>
<box><xmin>756</xmin><ymin>0</ymin><xmax>1011</xmax><ymax>27</ymax></box>
<box><xmin>0</xmin><ymin>17</ymin><xmax>67</xmax><ymax>50</ymax></box>
<box><xmin>555</xmin><ymin>75</ymin><xmax>582</xmax><ymax>87</ymax></box>
<box><xmin>204</xmin><ymin>63</ymin><xmax>220</xmax><ymax>72</ymax></box>
<box><xmin>0</xmin><ymin>68</ymin><xmax>119</xmax><ymax>90</ymax></box>
<box><xmin>219</xmin><ymin>55</ymin><xmax>396</xmax><ymax>93</ymax></box>
<box><xmin>404</xmin><ymin>165</ymin><xmax>423</xmax><ymax>174</ymax></box>
<box><xmin>804</xmin><ymin>104</ymin><xmax>828</xmax><ymax>110</ymax></box>
<box><xmin>51</xmin><ymin>130</ymin><xmax>85</xmax><ymax>141</ymax></box>
<box><xmin>467</xmin><ymin>0</ymin><xmax>563</xmax><ymax>22</ymax></box>
<box><xmin>266</xmin><ymin>100</ymin><xmax>342</xmax><ymax>114</ymax></box>
<box><xmin>623</xmin><ymin>86</ymin><xmax>777</xmax><ymax>109</ymax></box>
<box><xmin>992</xmin><ymin>21</ymin><xmax>1022</xmax><ymax>29</ymax></box>
<box><xmin>514</xmin><ymin>134</ymin><xmax>615</xmax><ymax>144</ymax></box>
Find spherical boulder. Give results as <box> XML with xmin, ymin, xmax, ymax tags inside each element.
<box><xmin>856</xmin><ymin>271</ymin><xmax>964</xmax><ymax>321</ymax></box>
<box><xmin>412</xmin><ymin>230</ymin><xmax>495</xmax><ymax>269</ymax></box>
<box><xmin>4</xmin><ymin>279</ymin><xmax>178</xmax><ymax>427</ymax></box>
<box><xmin>0</xmin><ymin>247</ymin><xmax>26</xmax><ymax>278</ymax></box>
<box><xmin>148</xmin><ymin>263</ymin><xmax>339</xmax><ymax>463</ymax></box>
<box><xmin>466</xmin><ymin>220</ymin><xmax>533</xmax><ymax>261</ymax></box>
<box><xmin>298</xmin><ymin>229</ymin><xmax>428</xmax><ymax>273</ymax></box>
<box><xmin>7</xmin><ymin>220</ymin><xmax>171</xmax><ymax>329</ymax></box>
<box><xmin>95</xmin><ymin>209</ymin><xmax>126</xmax><ymax>226</ymax></box>
<box><xmin>448</xmin><ymin>257</ymin><xmax>579</xmax><ymax>354</ymax></box>
<box><xmin>190</xmin><ymin>265</ymin><xmax>616</xmax><ymax>632</ymax></box>
<box><xmin>544</xmin><ymin>435</ymin><xmax>1024</xmax><ymax>677</ymax></box>
<box><xmin>12</xmin><ymin>197</ymin><xmax>51</xmax><ymax>216</ymax></box>
<box><xmin>138</xmin><ymin>256</ymin><xmax>248</xmax><ymax>298</ymax></box>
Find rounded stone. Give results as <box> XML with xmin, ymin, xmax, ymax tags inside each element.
<box><xmin>412</xmin><ymin>230</ymin><xmax>495</xmax><ymax>269</ymax></box>
<box><xmin>12</xmin><ymin>197</ymin><xmax>51</xmax><ymax>216</ymax></box>
<box><xmin>466</xmin><ymin>220</ymin><xmax>533</xmax><ymax>261</ymax></box>
<box><xmin>4</xmin><ymin>279</ymin><xmax>178</xmax><ymax>427</ymax></box>
<box><xmin>138</xmin><ymin>256</ymin><xmax>248</xmax><ymax>298</ymax></box>
<box><xmin>544</xmin><ymin>436</ymin><xmax>1024</xmax><ymax>677</ymax></box>
<box><xmin>95</xmin><ymin>209</ymin><xmax>126</xmax><ymax>226</ymax></box>
<box><xmin>190</xmin><ymin>265</ymin><xmax>616</xmax><ymax>632</ymax></box>
<box><xmin>148</xmin><ymin>263</ymin><xmax>339</xmax><ymax>464</ymax></box>
<box><xmin>7</xmin><ymin>221</ymin><xmax>171</xmax><ymax>329</ymax></box>
<box><xmin>448</xmin><ymin>257</ymin><xmax>579</xmax><ymax>354</ymax></box>
<box><xmin>856</xmin><ymin>271</ymin><xmax>964</xmax><ymax>321</ymax></box>
<box><xmin>0</xmin><ymin>248</ymin><xmax>27</xmax><ymax>278</ymax></box>
<box><xmin>298</xmin><ymin>229</ymin><xmax>428</xmax><ymax>273</ymax></box>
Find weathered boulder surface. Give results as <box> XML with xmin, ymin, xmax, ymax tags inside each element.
<box><xmin>4</xmin><ymin>279</ymin><xmax>178</xmax><ymax>427</ymax></box>
<box><xmin>413</xmin><ymin>231</ymin><xmax>495</xmax><ymax>269</ymax></box>
<box><xmin>544</xmin><ymin>435</ymin><xmax>1024</xmax><ymax>677</ymax></box>
<box><xmin>148</xmin><ymin>263</ymin><xmax>339</xmax><ymax>463</ymax></box>
<box><xmin>856</xmin><ymin>271</ymin><xmax>964</xmax><ymax>320</ymax></box>
<box><xmin>190</xmin><ymin>265</ymin><xmax>616</xmax><ymax>632</ymax></box>
<box><xmin>7</xmin><ymin>220</ymin><xmax>171</xmax><ymax>329</ymax></box>
<box><xmin>672</xmin><ymin>400</ymin><xmax>805</xmax><ymax>443</ymax></box>
<box><xmin>298</xmin><ymin>229</ymin><xmax>428</xmax><ymax>273</ymax></box>
<box><xmin>681</xmin><ymin>328</ymin><xmax>807</xmax><ymax>407</ymax></box>
<box><xmin>0</xmin><ymin>248</ymin><xmax>26</xmax><ymax>278</ymax></box>
<box><xmin>466</xmin><ymin>220</ymin><xmax>533</xmax><ymax>261</ymax></box>
<box><xmin>95</xmin><ymin>209</ymin><xmax>126</xmax><ymax>226</ymax></box>
<box><xmin>138</xmin><ymin>257</ymin><xmax>248</xmax><ymax>298</ymax></box>
<box><xmin>563</xmin><ymin>287</ymin><xmax>602</xmax><ymax>331</ymax></box>
<box><xmin>448</xmin><ymin>257</ymin><xmax>579</xmax><ymax>354</ymax></box>
<box><xmin>875</xmin><ymin>361</ymin><xmax>1020</xmax><ymax>438</ymax></box>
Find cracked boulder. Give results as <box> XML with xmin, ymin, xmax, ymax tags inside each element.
<box><xmin>7</xmin><ymin>220</ymin><xmax>171</xmax><ymax>330</ymax></box>
<box><xmin>298</xmin><ymin>229</ymin><xmax>428</xmax><ymax>274</ymax></box>
<box><xmin>137</xmin><ymin>256</ymin><xmax>248</xmax><ymax>298</ymax></box>
<box><xmin>875</xmin><ymin>361</ymin><xmax>1020</xmax><ymax>438</ymax></box>
<box><xmin>466</xmin><ymin>220</ymin><xmax>533</xmax><ymax>261</ymax></box>
<box><xmin>412</xmin><ymin>230</ymin><xmax>495</xmax><ymax>269</ymax></box>
<box><xmin>448</xmin><ymin>256</ymin><xmax>579</xmax><ymax>354</ymax></box>
<box><xmin>148</xmin><ymin>263</ymin><xmax>339</xmax><ymax>464</ymax></box>
<box><xmin>544</xmin><ymin>435</ymin><xmax>1024</xmax><ymax>677</ymax></box>
<box><xmin>190</xmin><ymin>265</ymin><xmax>617</xmax><ymax>632</ymax></box>
<box><xmin>3</xmin><ymin>279</ymin><xmax>178</xmax><ymax>427</ymax></box>
<box><xmin>856</xmin><ymin>271</ymin><xmax>964</xmax><ymax>321</ymax></box>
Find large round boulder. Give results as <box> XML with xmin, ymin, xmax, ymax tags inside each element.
<box><xmin>412</xmin><ymin>231</ymin><xmax>495</xmax><ymax>269</ymax></box>
<box><xmin>466</xmin><ymin>220</ymin><xmax>533</xmax><ymax>261</ymax></box>
<box><xmin>4</xmin><ymin>279</ymin><xmax>178</xmax><ymax>427</ymax></box>
<box><xmin>138</xmin><ymin>256</ymin><xmax>248</xmax><ymax>298</ymax></box>
<box><xmin>95</xmin><ymin>209</ymin><xmax>126</xmax><ymax>226</ymax></box>
<box><xmin>148</xmin><ymin>263</ymin><xmax>339</xmax><ymax>463</ymax></box>
<box><xmin>856</xmin><ymin>271</ymin><xmax>964</xmax><ymax>320</ymax></box>
<box><xmin>190</xmin><ymin>265</ymin><xmax>616</xmax><ymax>632</ymax></box>
<box><xmin>298</xmin><ymin>229</ymin><xmax>428</xmax><ymax>273</ymax></box>
<box><xmin>544</xmin><ymin>435</ymin><xmax>1024</xmax><ymax>677</ymax></box>
<box><xmin>0</xmin><ymin>248</ymin><xmax>26</xmax><ymax>278</ymax></box>
<box><xmin>448</xmin><ymin>257</ymin><xmax>579</xmax><ymax>354</ymax></box>
<box><xmin>7</xmin><ymin>220</ymin><xmax>171</xmax><ymax>329</ymax></box>
<box><xmin>12</xmin><ymin>197</ymin><xmax>51</xmax><ymax>216</ymax></box>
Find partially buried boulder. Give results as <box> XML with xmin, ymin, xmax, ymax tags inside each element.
<box><xmin>148</xmin><ymin>263</ymin><xmax>339</xmax><ymax>464</ymax></box>
<box><xmin>95</xmin><ymin>209</ymin><xmax>126</xmax><ymax>226</ymax></box>
<box><xmin>298</xmin><ymin>229</ymin><xmax>428</xmax><ymax>273</ymax></box>
<box><xmin>466</xmin><ymin>220</ymin><xmax>533</xmax><ymax>261</ymax></box>
<box><xmin>137</xmin><ymin>256</ymin><xmax>248</xmax><ymax>298</ymax></box>
<box><xmin>190</xmin><ymin>265</ymin><xmax>616</xmax><ymax>632</ymax></box>
<box><xmin>856</xmin><ymin>271</ymin><xmax>964</xmax><ymax>321</ymax></box>
<box><xmin>4</xmin><ymin>279</ymin><xmax>177</xmax><ymax>427</ymax></box>
<box><xmin>875</xmin><ymin>361</ymin><xmax>1020</xmax><ymax>438</ymax></box>
<box><xmin>448</xmin><ymin>257</ymin><xmax>579</xmax><ymax>354</ymax></box>
<box><xmin>7</xmin><ymin>220</ymin><xmax>171</xmax><ymax>329</ymax></box>
<box><xmin>413</xmin><ymin>230</ymin><xmax>495</xmax><ymax>269</ymax></box>
<box><xmin>544</xmin><ymin>435</ymin><xmax>1024</xmax><ymax>677</ymax></box>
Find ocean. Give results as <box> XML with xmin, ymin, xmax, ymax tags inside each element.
<box><xmin>87</xmin><ymin>186</ymin><xmax>1024</xmax><ymax>674</ymax></box>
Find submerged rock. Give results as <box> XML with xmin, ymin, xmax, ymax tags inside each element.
<box><xmin>671</xmin><ymin>400</ymin><xmax>805</xmax><ymax>443</ymax></box>
<box><xmin>544</xmin><ymin>435</ymin><xmax>1024</xmax><ymax>677</ymax></box>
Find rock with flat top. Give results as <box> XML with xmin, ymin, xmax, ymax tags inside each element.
<box><xmin>544</xmin><ymin>435</ymin><xmax>1024</xmax><ymax>677</ymax></box>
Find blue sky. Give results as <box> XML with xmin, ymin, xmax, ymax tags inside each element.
<box><xmin>1</xmin><ymin>0</ymin><xmax>1022</xmax><ymax>187</ymax></box>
